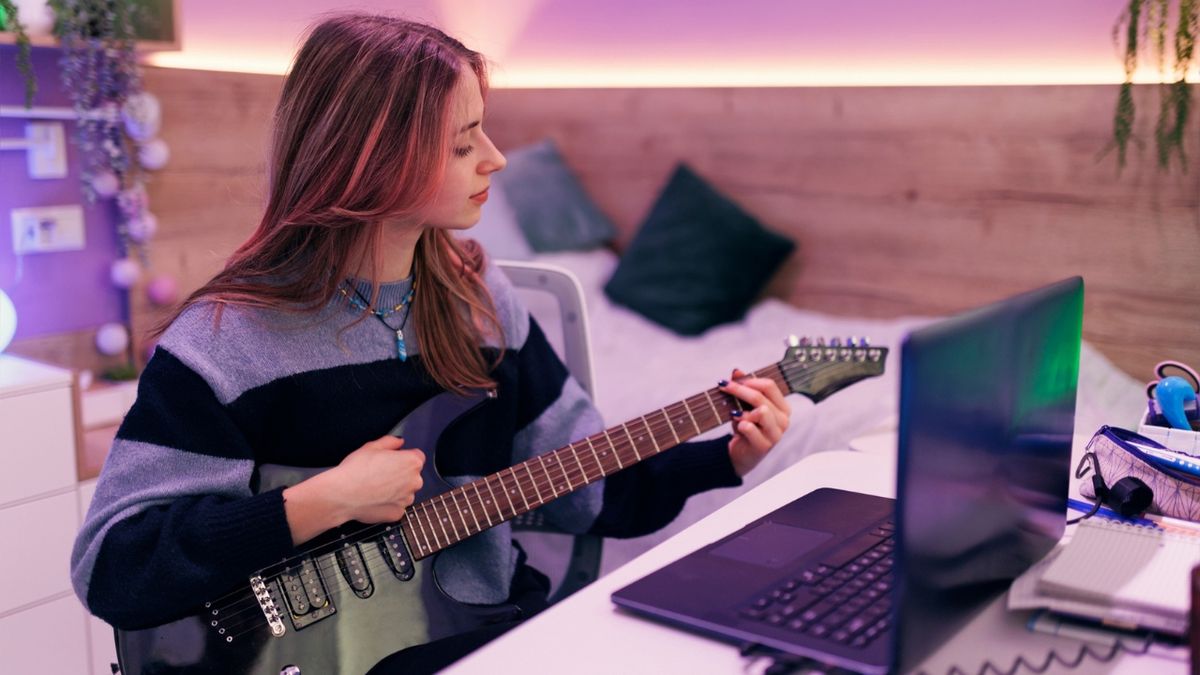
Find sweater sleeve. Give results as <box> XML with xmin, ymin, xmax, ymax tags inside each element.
<box><xmin>485</xmin><ymin>262</ymin><xmax>743</xmax><ymax>539</ymax></box>
<box><xmin>70</xmin><ymin>347</ymin><xmax>296</xmax><ymax>629</ymax></box>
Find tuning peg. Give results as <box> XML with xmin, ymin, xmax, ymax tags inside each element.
<box><xmin>816</xmin><ymin>337</ymin><xmax>826</xmax><ymax>347</ymax></box>
<box><xmin>786</xmin><ymin>335</ymin><xmax>800</xmax><ymax>348</ymax></box>
<box><xmin>830</xmin><ymin>337</ymin><xmax>842</xmax><ymax>347</ymax></box>
<box><xmin>799</xmin><ymin>337</ymin><xmax>812</xmax><ymax>347</ymax></box>
<box><xmin>861</xmin><ymin>336</ymin><xmax>872</xmax><ymax>347</ymax></box>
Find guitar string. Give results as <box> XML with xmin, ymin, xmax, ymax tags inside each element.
<box><xmin>210</xmin><ymin>362</ymin><xmax>885</xmax><ymax>638</ymax></box>
<box><xmin>204</xmin><ymin>354</ymin><xmax>882</xmax><ymax>618</ymax></box>
<box><xmin>205</xmin><ymin>356</ymin><xmax>880</xmax><ymax>619</ymax></box>
<box><xmin>206</xmin><ymin>355</ymin><xmax>875</xmax><ymax>620</ymax></box>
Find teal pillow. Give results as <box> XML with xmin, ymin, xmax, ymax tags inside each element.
<box><xmin>604</xmin><ymin>165</ymin><xmax>795</xmax><ymax>335</ymax></box>
<box><xmin>494</xmin><ymin>139</ymin><xmax>616</xmax><ymax>252</ymax></box>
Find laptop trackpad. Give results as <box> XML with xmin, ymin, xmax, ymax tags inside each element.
<box><xmin>710</xmin><ymin>521</ymin><xmax>833</xmax><ymax>568</ymax></box>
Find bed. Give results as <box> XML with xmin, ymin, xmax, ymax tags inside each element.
<box><xmin>507</xmin><ymin>247</ymin><xmax>1146</xmax><ymax>577</ymax></box>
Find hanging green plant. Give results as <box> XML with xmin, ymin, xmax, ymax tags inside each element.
<box><xmin>0</xmin><ymin>0</ymin><xmax>38</xmax><ymax>107</ymax></box>
<box><xmin>1112</xmin><ymin>0</ymin><xmax>1198</xmax><ymax>171</ymax></box>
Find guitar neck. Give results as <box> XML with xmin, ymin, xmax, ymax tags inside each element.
<box><xmin>399</xmin><ymin>364</ymin><xmax>787</xmax><ymax>559</ymax></box>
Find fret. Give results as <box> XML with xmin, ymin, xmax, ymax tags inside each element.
<box><xmin>481</xmin><ymin>475</ymin><xmax>502</xmax><ymax>521</ymax></box>
<box><xmin>539</xmin><ymin>455</ymin><xmax>559</xmax><ymax>498</ymax></box>
<box><xmin>570</xmin><ymin>442</ymin><xmax>589</xmax><ymax>485</ymax></box>
<box><xmin>585</xmin><ymin>437</ymin><xmax>606</xmax><ymax>477</ymax></box>
<box><xmin>603</xmin><ymin>429</ymin><xmax>624</xmax><ymax>469</ymax></box>
<box><xmin>447</xmin><ymin>490</ymin><xmax>471</xmax><ymax>539</ymax></box>
<box><xmin>409</xmin><ymin>509</ymin><xmax>432</xmax><ymax>557</ymax></box>
<box><xmin>461</xmin><ymin>487</ymin><xmax>483</xmax><ymax>532</ymax></box>
<box><xmin>508</xmin><ymin>467</ymin><xmax>532</xmax><ymax>512</ymax></box>
<box><xmin>494</xmin><ymin>471</ymin><xmax>518</xmax><ymax>517</ymax></box>
<box><xmin>471</xmin><ymin>482</ymin><xmax>494</xmax><ymax>528</ymax></box>
<box><xmin>400</xmin><ymin>518</ymin><xmax>425</xmax><ymax>559</ymax></box>
<box><xmin>429</xmin><ymin>498</ymin><xmax>453</xmax><ymax>548</ymax></box>
<box><xmin>683</xmin><ymin>398</ymin><xmax>702</xmax><ymax>435</ymax></box>
<box><xmin>419</xmin><ymin>501</ymin><xmax>447</xmax><ymax>552</ymax></box>
<box><xmin>620</xmin><ymin>423</ymin><xmax>640</xmax><ymax>462</ymax></box>
<box><xmin>523</xmin><ymin>462</ymin><xmax>545</xmax><ymax>505</ymax></box>
<box><xmin>704</xmin><ymin>391</ymin><xmax>721</xmax><ymax>423</ymax></box>
<box><xmin>554</xmin><ymin>451</ymin><xmax>574</xmax><ymax>491</ymax></box>
<box><xmin>661</xmin><ymin>408</ymin><xmax>681</xmax><ymax>445</ymax></box>
<box><xmin>641</xmin><ymin>415</ymin><xmax>662</xmax><ymax>453</ymax></box>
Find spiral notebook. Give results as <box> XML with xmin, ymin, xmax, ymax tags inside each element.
<box><xmin>1034</xmin><ymin>517</ymin><xmax>1200</xmax><ymax>633</ymax></box>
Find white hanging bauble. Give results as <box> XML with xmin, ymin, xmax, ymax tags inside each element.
<box><xmin>91</xmin><ymin>170</ymin><xmax>121</xmax><ymax>198</ymax></box>
<box><xmin>110</xmin><ymin>258</ymin><xmax>142</xmax><ymax>288</ymax></box>
<box><xmin>95</xmin><ymin>322</ymin><xmax>130</xmax><ymax>356</ymax></box>
<box><xmin>126</xmin><ymin>212</ymin><xmax>159</xmax><ymax>243</ymax></box>
<box><xmin>12</xmin><ymin>0</ymin><xmax>54</xmax><ymax>37</ymax></box>
<box><xmin>121</xmin><ymin>92</ymin><xmax>162</xmax><ymax>142</ymax></box>
<box><xmin>138</xmin><ymin>138</ymin><xmax>170</xmax><ymax>171</ymax></box>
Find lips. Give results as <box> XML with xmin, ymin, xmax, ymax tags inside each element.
<box><xmin>470</xmin><ymin>187</ymin><xmax>489</xmax><ymax>203</ymax></box>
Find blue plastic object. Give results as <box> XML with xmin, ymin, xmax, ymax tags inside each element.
<box><xmin>1155</xmin><ymin>375</ymin><xmax>1198</xmax><ymax>430</ymax></box>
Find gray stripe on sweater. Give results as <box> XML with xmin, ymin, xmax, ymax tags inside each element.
<box><xmin>161</xmin><ymin>263</ymin><xmax>528</xmax><ymax>406</ymax></box>
<box><xmin>71</xmin><ymin>440</ymin><xmax>256</xmax><ymax>602</ymax></box>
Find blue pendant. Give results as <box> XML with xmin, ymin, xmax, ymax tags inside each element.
<box><xmin>396</xmin><ymin>329</ymin><xmax>408</xmax><ymax>361</ymax></box>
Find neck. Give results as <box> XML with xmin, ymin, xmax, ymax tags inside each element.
<box><xmin>356</xmin><ymin>224</ymin><xmax>423</xmax><ymax>282</ymax></box>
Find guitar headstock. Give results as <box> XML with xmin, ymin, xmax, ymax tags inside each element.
<box><xmin>778</xmin><ymin>336</ymin><xmax>889</xmax><ymax>403</ymax></box>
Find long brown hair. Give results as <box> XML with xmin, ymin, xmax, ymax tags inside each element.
<box><xmin>155</xmin><ymin>14</ymin><xmax>503</xmax><ymax>393</ymax></box>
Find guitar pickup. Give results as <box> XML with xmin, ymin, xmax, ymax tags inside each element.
<box><xmin>276</xmin><ymin>558</ymin><xmax>336</xmax><ymax>630</ymax></box>
<box><xmin>378</xmin><ymin>524</ymin><xmax>415</xmax><ymax>581</ymax></box>
<box><xmin>336</xmin><ymin>541</ymin><xmax>374</xmax><ymax>598</ymax></box>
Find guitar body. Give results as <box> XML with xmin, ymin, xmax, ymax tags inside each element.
<box><xmin>117</xmin><ymin>390</ymin><xmax>521</xmax><ymax>675</ymax></box>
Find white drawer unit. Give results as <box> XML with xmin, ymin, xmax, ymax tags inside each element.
<box><xmin>0</xmin><ymin>355</ymin><xmax>76</xmax><ymax>505</ymax></box>
<box><xmin>0</xmin><ymin>488</ymin><xmax>79</xmax><ymax>615</ymax></box>
<box><xmin>0</xmin><ymin>592</ymin><xmax>90</xmax><ymax>675</ymax></box>
<box><xmin>0</xmin><ymin>355</ymin><xmax>98</xmax><ymax>672</ymax></box>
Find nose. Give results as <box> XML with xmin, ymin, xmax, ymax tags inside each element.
<box><xmin>480</xmin><ymin>134</ymin><xmax>506</xmax><ymax>174</ymax></box>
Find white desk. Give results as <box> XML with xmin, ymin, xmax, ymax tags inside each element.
<box><xmin>450</xmin><ymin>446</ymin><xmax>1188</xmax><ymax>674</ymax></box>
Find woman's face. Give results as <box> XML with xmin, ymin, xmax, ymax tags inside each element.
<box><xmin>418</xmin><ymin>67</ymin><xmax>506</xmax><ymax>231</ymax></box>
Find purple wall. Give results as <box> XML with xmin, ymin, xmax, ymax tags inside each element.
<box><xmin>0</xmin><ymin>45</ymin><xmax>124</xmax><ymax>340</ymax></box>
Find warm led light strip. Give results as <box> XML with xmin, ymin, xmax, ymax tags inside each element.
<box><xmin>144</xmin><ymin>52</ymin><xmax>1172</xmax><ymax>88</ymax></box>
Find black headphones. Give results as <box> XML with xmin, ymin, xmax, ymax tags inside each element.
<box><xmin>1069</xmin><ymin>451</ymin><xmax>1154</xmax><ymax>524</ymax></box>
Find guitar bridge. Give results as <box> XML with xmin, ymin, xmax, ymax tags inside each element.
<box><xmin>250</xmin><ymin>575</ymin><xmax>286</xmax><ymax>638</ymax></box>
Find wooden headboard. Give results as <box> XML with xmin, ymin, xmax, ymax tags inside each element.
<box><xmin>117</xmin><ymin>68</ymin><xmax>1198</xmax><ymax>379</ymax></box>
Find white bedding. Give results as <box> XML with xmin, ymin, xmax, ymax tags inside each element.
<box><xmin>513</xmin><ymin>249</ymin><xmax>1145</xmax><ymax>576</ymax></box>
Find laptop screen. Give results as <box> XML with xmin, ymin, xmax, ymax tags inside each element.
<box><xmin>893</xmin><ymin>276</ymin><xmax>1083</xmax><ymax>670</ymax></box>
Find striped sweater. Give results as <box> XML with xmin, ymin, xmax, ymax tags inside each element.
<box><xmin>71</xmin><ymin>261</ymin><xmax>740</xmax><ymax>629</ymax></box>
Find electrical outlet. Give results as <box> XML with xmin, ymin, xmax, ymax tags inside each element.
<box><xmin>10</xmin><ymin>205</ymin><xmax>86</xmax><ymax>254</ymax></box>
<box><xmin>26</xmin><ymin>122</ymin><xmax>68</xmax><ymax>179</ymax></box>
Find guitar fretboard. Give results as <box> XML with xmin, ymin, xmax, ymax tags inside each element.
<box><xmin>398</xmin><ymin>364</ymin><xmax>787</xmax><ymax>559</ymax></box>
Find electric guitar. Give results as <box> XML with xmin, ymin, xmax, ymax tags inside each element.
<box><xmin>116</xmin><ymin>337</ymin><xmax>888</xmax><ymax>674</ymax></box>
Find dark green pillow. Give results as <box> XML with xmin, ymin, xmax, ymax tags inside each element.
<box><xmin>604</xmin><ymin>165</ymin><xmax>795</xmax><ymax>335</ymax></box>
<box><xmin>493</xmin><ymin>139</ymin><xmax>616</xmax><ymax>252</ymax></box>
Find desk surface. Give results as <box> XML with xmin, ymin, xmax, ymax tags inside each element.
<box><xmin>450</xmin><ymin>442</ymin><xmax>1187</xmax><ymax>674</ymax></box>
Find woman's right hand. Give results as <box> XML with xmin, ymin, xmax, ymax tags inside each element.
<box><xmin>327</xmin><ymin>435</ymin><xmax>425</xmax><ymax>523</ymax></box>
<box><xmin>283</xmin><ymin>435</ymin><xmax>425</xmax><ymax>545</ymax></box>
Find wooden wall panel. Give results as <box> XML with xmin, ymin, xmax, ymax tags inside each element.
<box><xmin>124</xmin><ymin>70</ymin><xmax>1198</xmax><ymax>379</ymax></box>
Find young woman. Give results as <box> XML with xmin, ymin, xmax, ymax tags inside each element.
<box><xmin>71</xmin><ymin>13</ymin><xmax>791</xmax><ymax>674</ymax></box>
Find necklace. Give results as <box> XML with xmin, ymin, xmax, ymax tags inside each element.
<box><xmin>340</xmin><ymin>282</ymin><xmax>416</xmax><ymax>361</ymax></box>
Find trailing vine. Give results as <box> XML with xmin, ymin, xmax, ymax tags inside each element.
<box><xmin>1112</xmin><ymin>0</ymin><xmax>1198</xmax><ymax>171</ymax></box>
<box><xmin>0</xmin><ymin>0</ymin><xmax>37</xmax><ymax>107</ymax></box>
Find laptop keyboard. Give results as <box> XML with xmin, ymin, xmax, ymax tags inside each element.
<box><xmin>737</xmin><ymin>520</ymin><xmax>895</xmax><ymax>649</ymax></box>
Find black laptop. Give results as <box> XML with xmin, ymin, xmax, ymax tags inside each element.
<box><xmin>611</xmin><ymin>277</ymin><xmax>1084</xmax><ymax>673</ymax></box>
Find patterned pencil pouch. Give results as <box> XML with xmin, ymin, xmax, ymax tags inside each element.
<box><xmin>1078</xmin><ymin>425</ymin><xmax>1200</xmax><ymax>522</ymax></box>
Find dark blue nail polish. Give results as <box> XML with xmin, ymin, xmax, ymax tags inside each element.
<box><xmin>718</xmin><ymin>379</ymin><xmax>729</xmax><ymax>387</ymax></box>
<box><xmin>731</xmin><ymin>409</ymin><xmax>743</xmax><ymax>418</ymax></box>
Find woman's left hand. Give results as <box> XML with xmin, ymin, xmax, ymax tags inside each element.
<box><xmin>720</xmin><ymin>368</ymin><xmax>792</xmax><ymax>477</ymax></box>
